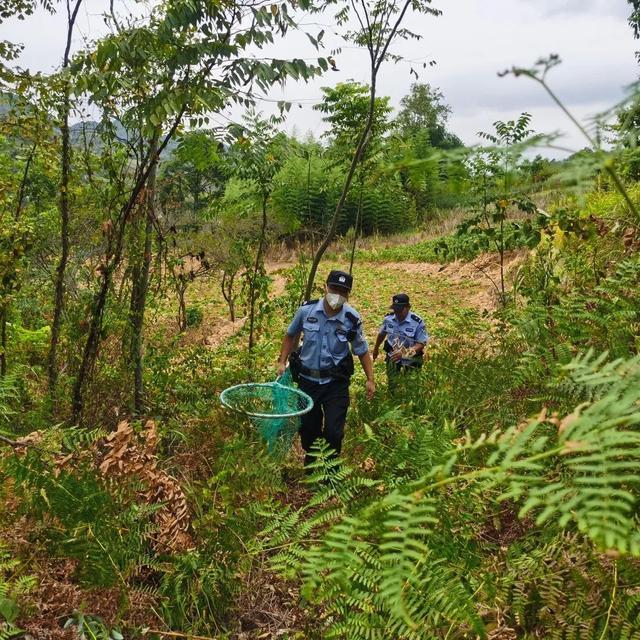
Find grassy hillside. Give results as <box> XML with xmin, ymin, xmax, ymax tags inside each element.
<box><xmin>2</xmin><ymin>192</ymin><xmax>640</xmax><ymax>637</ymax></box>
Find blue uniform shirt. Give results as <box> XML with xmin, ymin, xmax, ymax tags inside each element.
<box><xmin>287</xmin><ymin>299</ymin><xmax>369</xmax><ymax>384</ymax></box>
<box><xmin>379</xmin><ymin>311</ymin><xmax>429</xmax><ymax>366</ymax></box>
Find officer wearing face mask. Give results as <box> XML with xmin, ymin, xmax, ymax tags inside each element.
<box><xmin>372</xmin><ymin>293</ymin><xmax>429</xmax><ymax>383</ymax></box>
<box><xmin>277</xmin><ymin>270</ymin><xmax>375</xmax><ymax>467</ymax></box>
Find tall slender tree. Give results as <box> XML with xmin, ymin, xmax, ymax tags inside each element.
<box><xmin>127</xmin><ymin>136</ymin><xmax>158</xmax><ymax>415</ymax></box>
<box><xmin>227</xmin><ymin>113</ymin><xmax>287</xmax><ymax>353</ymax></box>
<box><xmin>304</xmin><ymin>0</ymin><xmax>442</xmax><ymax>298</ymax></box>
<box><xmin>313</xmin><ymin>81</ymin><xmax>392</xmax><ymax>272</ymax></box>
<box><xmin>69</xmin><ymin>0</ymin><xmax>327</xmax><ymax>421</ymax></box>
<box><xmin>48</xmin><ymin>0</ymin><xmax>83</xmax><ymax>403</ymax></box>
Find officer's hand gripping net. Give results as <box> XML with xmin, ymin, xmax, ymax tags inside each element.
<box><xmin>219</xmin><ymin>369</ymin><xmax>313</xmax><ymax>456</ymax></box>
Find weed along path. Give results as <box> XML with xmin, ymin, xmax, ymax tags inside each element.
<box><xmin>199</xmin><ymin>263</ymin><xmax>290</xmax><ymax>350</ymax></box>
<box><xmin>361</xmin><ymin>250</ymin><xmax>525</xmax><ymax>315</ymax></box>
<box><xmin>148</xmin><ymin>262</ymin><xmax>291</xmax><ymax>351</ymax></box>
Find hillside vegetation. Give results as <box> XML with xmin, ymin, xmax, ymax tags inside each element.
<box><xmin>1</xmin><ymin>1</ymin><xmax>640</xmax><ymax>639</ymax></box>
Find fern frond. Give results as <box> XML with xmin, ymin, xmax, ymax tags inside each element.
<box><xmin>378</xmin><ymin>491</ymin><xmax>437</xmax><ymax>627</ymax></box>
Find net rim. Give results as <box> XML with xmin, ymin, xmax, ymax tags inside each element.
<box><xmin>219</xmin><ymin>381</ymin><xmax>314</xmax><ymax>419</ymax></box>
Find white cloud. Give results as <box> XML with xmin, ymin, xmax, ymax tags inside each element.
<box><xmin>1</xmin><ymin>0</ymin><xmax>638</xmax><ymax>158</ymax></box>
<box><xmin>523</xmin><ymin>0</ymin><xmax>630</xmax><ymax>18</ymax></box>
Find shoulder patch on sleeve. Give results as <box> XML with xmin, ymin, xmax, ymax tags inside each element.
<box><xmin>344</xmin><ymin>310</ymin><xmax>361</xmax><ymax>326</ymax></box>
<box><xmin>344</xmin><ymin>310</ymin><xmax>361</xmax><ymax>342</ymax></box>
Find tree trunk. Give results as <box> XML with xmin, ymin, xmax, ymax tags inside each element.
<box><xmin>0</xmin><ymin>308</ymin><xmax>6</xmax><ymax>378</ymax></box>
<box><xmin>302</xmin><ymin>0</ymin><xmax>413</xmax><ymax>299</ymax></box>
<box><xmin>68</xmin><ymin>52</ymin><xmax>219</xmax><ymax>424</ymax></box>
<box><xmin>349</xmin><ymin>171</ymin><xmax>364</xmax><ymax>275</ymax></box>
<box><xmin>248</xmin><ymin>192</ymin><xmax>269</xmax><ymax>352</ymax></box>
<box><xmin>499</xmin><ymin>217</ymin><xmax>506</xmax><ymax>305</ymax></box>
<box><xmin>48</xmin><ymin>87</ymin><xmax>71</xmax><ymax>402</ymax></box>
<box><xmin>177</xmin><ymin>283</ymin><xmax>187</xmax><ymax>331</ymax></box>
<box><xmin>72</xmin><ymin>174</ymin><xmax>150</xmax><ymax>422</ymax></box>
<box><xmin>48</xmin><ymin>0</ymin><xmax>84</xmax><ymax>403</ymax></box>
<box><xmin>222</xmin><ymin>271</ymin><xmax>236</xmax><ymax>322</ymax></box>
<box><xmin>304</xmin><ymin>87</ymin><xmax>375</xmax><ymax>299</ymax></box>
<box><xmin>71</xmin><ymin>110</ymin><xmax>182</xmax><ymax>423</ymax></box>
<box><xmin>71</xmin><ymin>242</ymin><xmax>120</xmax><ymax>423</ymax></box>
<box><xmin>128</xmin><ymin>143</ymin><xmax>157</xmax><ymax>414</ymax></box>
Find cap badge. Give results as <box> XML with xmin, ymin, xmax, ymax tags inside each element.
<box><xmin>339</xmin><ymin>276</ymin><xmax>345</xmax><ymax>282</ymax></box>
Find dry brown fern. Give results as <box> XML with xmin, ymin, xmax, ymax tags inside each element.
<box><xmin>97</xmin><ymin>420</ymin><xmax>193</xmax><ymax>553</ymax></box>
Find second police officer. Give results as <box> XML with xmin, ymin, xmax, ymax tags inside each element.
<box><xmin>372</xmin><ymin>293</ymin><xmax>429</xmax><ymax>386</ymax></box>
<box><xmin>277</xmin><ymin>270</ymin><xmax>375</xmax><ymax>467</ymax></box>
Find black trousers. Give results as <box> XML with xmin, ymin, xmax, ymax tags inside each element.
<box><xmin>298</xmin><ymin>377</ymin><xmax>350</xmax><ymax>465</ymax></box>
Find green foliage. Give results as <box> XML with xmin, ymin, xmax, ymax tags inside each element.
<box><xmin>278</xmin><ymin>258</ymin><xmax>311</xmax><ymax>316</ymax></box>
<box><xmin>358</xmin><ymin>218</ymin><xmax>537</xmax><ymax>264</ymax></box>
<box><xmin>272</xmin><ymin>147</ymin><xmax>415</xmax><ymax>235</ymax></box>
<box><xmin>271</xmin><ymin>149</ymin><xmax>341</xmax><ymax>232</ymax></box>
<box><xmin>71</xmin><ymin>0</ymin><xmax>327</xmax><ymax>139</ymax></box>
<box><xmin>63</xmin><ymin>612</ymin><xmax>123</xmax><ymax>640</ymax></box>
<box><xmin>185</xmin><ymin>305</ymin><xmax>203</xmax><ymax>328</ymax></box>
<box><xmin>157</xmin><ymin>551</ymin><xmax>232</xmax><ymax>635</ymax></box>
<box><xmin>512</xmin><ymin>225</ymin><xmax>640</xmax><ymax>361</ymax></box>
<box><xmin>146</xmin><ymin>344</ymin><xmax>234</xmax><ymax>416</ymax></box>
<box><xmin>0</xmin><ymin>369</ymin><xmax>20</xmax><ymax>424</ymax></box>
<box><xmin>259</xmin><ymin>349</ymin><xmax>640</xmax><ymax>638</ymax></box>
<box><xmin>3</xmin><ymin>2</ymin><xmax>640</xmax><ymax>637</ymax></box>
<box><xmin>314</xmin><ymin>81</ymin><xmax>392</xmax><ymax>155</ymax></box>
<box><xmin>395</xmin><ymin>82</ymin><xmax>462</xmax><ymax>150</ymax></box>
<box><xmin>159</xmin><ymin>130</ymin><xmax>226</xmax><ymax>223</ymax></box>
<box><xmin>0</xmin><ymin>214</ymin><xmax>33</xmax><ymax>309</ymax></box>
<box><xmin>0</xmin><ymin>545</ymin><xmax>35</xmax><ymax>640</ymax></box>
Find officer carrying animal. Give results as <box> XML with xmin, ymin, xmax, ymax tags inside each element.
<box><xmin>372</xmin><ymin>293</ymin><xmax>429</xmax><ymax>387</ymax></box>
<box><xmin>277</xmin><ymin>270</ymin><xmax>375</xmax><ymax>468</ymax></box>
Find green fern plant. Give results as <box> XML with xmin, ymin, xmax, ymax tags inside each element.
<box><xmin>63</xmin><ymin>611</ymin><xmax>123</xmax><ymax>640</ymax></box>
<box><xmin>0</xmin><ymin>546</ymin><xmax>36</xmax><ymax>640</ymax></box>
<box><xmin>157</xmin><ymin>550</ymin><xmax>233</xmax><ymax>635</ymax></box>
<box><xmin>0</xmin><ymin>369</ymin><xmax>20</xmax><ymax>425</ymax></box>
<box><xmin>260</xmin><ymin>350</ymin><xmax>640</xmax><ymax>639</ymax></box>
<box><xmin>2</xmin><ymin>426</ymin><xmax>157</xmax><ymax>588</ymax></box>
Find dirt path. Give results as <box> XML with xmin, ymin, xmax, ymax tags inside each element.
<box><xmin>385</xmin><ymin>250</ymin><xmax>526</xmax><ymax>313</ymax></box>
<box><xmin>201</xmin><ymin>262</ymin><xmax>290</xmax><ymax>350</ymax></box>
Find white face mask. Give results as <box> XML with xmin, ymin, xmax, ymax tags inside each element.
<box><xmin>325</xmin><ymin>292</ymin><xmax>347</xmax><ymax>310</ymax></box>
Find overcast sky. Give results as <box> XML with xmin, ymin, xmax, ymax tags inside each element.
<box><xmin>3</xmin><ymin>0</ymin><xmax>638</xmax><ymax>157</ymax></box>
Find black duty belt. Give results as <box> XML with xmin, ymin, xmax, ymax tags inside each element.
<box><xmin>300</xmin><ymin>365</ymin><xmax>325</xmax><ymax>378</ymax></box>
<box><xmin>290</xmin><ymin>350</ymin><xmax>354</xmax><ymax>383</ymax></box>
<box><xmin>299</xmin><ymin>364</ymin><xmax>347</xmax><ymax>379</ymax></box>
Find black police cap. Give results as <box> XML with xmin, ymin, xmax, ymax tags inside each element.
<box><xmin>390</xmin><ymin>292</ymin><xmax>410</xmax><ymax>308</ymax></box>
<box><xmin>326</xmin><ymin>270</ymin><xmax>353</xmax><ymax>291</ymax></box>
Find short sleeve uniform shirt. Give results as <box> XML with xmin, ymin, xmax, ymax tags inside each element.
<box><xmin>379</xmin><ymin>311</ymin><xmax>429</xmax><ymax>366</ymax></box>
<box><xmin>287</xmin><ymin>300</ymin><xmax>369</xmax><ymax>384</ymax></box>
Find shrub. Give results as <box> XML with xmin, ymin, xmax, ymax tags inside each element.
<box><xmin>185</xmin><ymin>305</ymin><xmax>203</xmax><ymax>328</ymax></box>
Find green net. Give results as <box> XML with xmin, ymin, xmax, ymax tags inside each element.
<box><xmin>219</xmin><ymin>369</ymin><xmax>313</xmax><ymax>456</ymax></box>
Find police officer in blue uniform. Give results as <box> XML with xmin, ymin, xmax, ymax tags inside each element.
<box><xmin>277</xmin><ymin>270</ymin><xmax>375</xmax><ymax>466</ymax></box>
<box><xmin>372</xmin><ymin>293</ymin><xmax>429</xmax><ymax>382</ymax></box>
